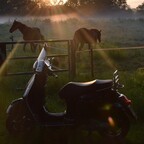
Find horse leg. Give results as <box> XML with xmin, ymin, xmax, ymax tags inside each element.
<box><xmin>76</xmin><ymin>43</ymin><xmax>83</xmax><ymax>60</ymax></box>
<box><xmin>88</xmin><ymin>43</ymin><xmax>91</xmax><ymax>50</ymax></box>
<box><xmin>34</xmin><ymin>43</ymin><xmax>38</xmax><ymax>52</ymax></box>
<box><xmin>31</xmin><ymin>43</ymin><xmax>37</xmax><ymax>53</ymax></box>
<box><xmin>88</xmin><ymin>44</ymin><xmax>92</xmax><ymax>55</ymax></box>
<box><xmin>79</xmin><ymin>43</ymin><xmax>84</xmax><ymax>51</ymax></box>
<box><xmin>94</xmin><ymin>42</ymin><xmax>97</xmax><ymax>49</ymax></box>
<box><xmin>23</xmin><ymin>43</ymin><xmax>27</xmax><ymax>52</ymax></box>
<box><xmin>38</xmin><ymin>44</ymin><xmax>43</xmax><ymax>52</ymax></box>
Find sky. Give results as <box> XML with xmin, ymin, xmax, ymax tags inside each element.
<box><xmin>127</xmin><ymin>0</ymin><xmax>144</xmax><ymax>8</ymax></box>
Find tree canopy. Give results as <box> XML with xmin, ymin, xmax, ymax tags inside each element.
<box><xmin>0</xmin><ymin>0</ymin><xmax>133</xmax><ymax>15</ymax></box>
<box><xmin>137</xmin><ymin>2</ymin><xmax>144</xmax><ymax>14</ymax></box>
<box><xmin>66</xmin><ymin>0</ymin><xmax>128</xmax><ymax>9</ymax></box>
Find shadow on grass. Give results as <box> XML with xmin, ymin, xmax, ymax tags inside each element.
<box><xmin>3</xmin><ymin>127</ymin><xmax>137</xmax><ymax>144</ymax></box>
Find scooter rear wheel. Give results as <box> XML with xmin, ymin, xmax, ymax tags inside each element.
<box><xmin>98</xmin><ymin>109</ymin><xmax>130</xmax><ymax>139</ymax></box>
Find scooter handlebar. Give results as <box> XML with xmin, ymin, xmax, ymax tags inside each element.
<box><xmin>44</xmin><ymin>60</ymin><xmax>58</xmax><ymax>78</ymax></box>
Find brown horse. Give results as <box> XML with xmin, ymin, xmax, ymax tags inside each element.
<box><xmin>72</xmin><ymin>28</ymin><xmax>101</xmax><ymax>51</ymax></box>
<box><xmin>9</xmin><ymin>20</ymin><xmax>45</xmax><ymax>52</ymax></box>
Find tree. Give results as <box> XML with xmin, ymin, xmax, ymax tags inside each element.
<box><xmin>0</xmin><ymin>0</ymin><xmax>10</xmax><ymax>13</ymax></box>
<box><xmin>65</xmin><ymin>0</ymin><xmax>128</xmax><ymax>10</ymax></box>
<box><xmin>136</xmin><ymin>2</ymin><xmax>144</xmax><ymax>14</ymax></box>
<box><xmin>0</xmin><ymin>0</ymin><xmax>40</xmax><ymax>15</ymax></box>
<box><xmin>113</xmin><ymin>0</ymin><xmax>128</xmax><ymax>9</ymax></box>
<box><xmin>0</xmin><ymin>0</ymin><xmax>129</xmax><ymax>15</ymax></box>
<box><xmin>65</xmin><ymin>0</ymin><xmax>79</xmax><ymax>7</ymax></box>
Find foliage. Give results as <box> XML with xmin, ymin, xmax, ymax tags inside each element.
<box><xmin>0</xmin><ymin>0</ymin><xmax>39</xmax><ymax>15</ymax></box>
<box><xmin>137</xmin><ymin>2</ymin><xmax>144</xmax><ymax>14</ymax></box>
<box><xmin>65</xmin><ymin>0</ymin><xmax>130</xmax><ymax>13</ymax></box>
<box><xmin>0</xmin><ymin>0</ymin><xmax>132</xmax><ymax>16</ymax></box>
<box><xmin>66</xmin><ymin>0</ymin><xmax>128</xmax><ymax>9</ymax></box>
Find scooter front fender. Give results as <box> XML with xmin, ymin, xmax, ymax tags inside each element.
<box><xmin>6</xmin><ymin>98</ymin><xmax>24</xmax><ymax>114</ymax></box>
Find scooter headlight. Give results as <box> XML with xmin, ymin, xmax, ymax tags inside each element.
<box><xmin>33</xmin><ymin>60</ymin><xmax>45</xmax><ymax>72</ymax></box>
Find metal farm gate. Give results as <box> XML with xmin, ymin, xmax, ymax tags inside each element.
<box><xmin>1</xmin><ymin>40</ymin><xmax>144</xmax><ymax>79</ymax></box>
<box><xmin>0</xmin><ymin>40</ymin><xmax>76</xmax><ymax>79</ymax></box>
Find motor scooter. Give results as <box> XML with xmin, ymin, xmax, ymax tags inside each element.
<box><xmin>6</xmin><ymin>44</ymin><xmax>137</xmax><ymax>140</ymax></box>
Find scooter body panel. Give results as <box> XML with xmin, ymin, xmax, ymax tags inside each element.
<box><xmin>63</xmin><ymin>87</ymin><xmax>117</xmax><ymax>119</ymax></box>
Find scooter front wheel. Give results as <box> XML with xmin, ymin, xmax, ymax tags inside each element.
<box><xmin>6</xmin><ymin>100</ymin><xmax>34</xmax><ymax>135</ymax></box>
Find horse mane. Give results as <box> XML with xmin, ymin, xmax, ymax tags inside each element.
<box><xmin>17</xmin><ymin>21</ymin><xmax>29</xmax><ymax>29</ymax></box>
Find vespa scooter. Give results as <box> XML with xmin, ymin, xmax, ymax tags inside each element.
<box><xmin>6</xmin><ymin>44</ymin><xmax>137</xmax><ymax>140</ymax></box>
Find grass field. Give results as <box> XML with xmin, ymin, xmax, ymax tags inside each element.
<box><xmin>1</xmin><ymin>16</ymin><xmax>144</xmax><ymax>144</ymax></box>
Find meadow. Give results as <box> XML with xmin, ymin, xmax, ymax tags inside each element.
<box><xmin>1</xmin><ymin>16</ymin><xmax>144</xmax><ymax>144</ymax></box>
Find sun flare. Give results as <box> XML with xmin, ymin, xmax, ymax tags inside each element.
<box><xmin>50</xmin><ymin>0</ymin><xmax>68</xmax><ymax>5</ymax></box>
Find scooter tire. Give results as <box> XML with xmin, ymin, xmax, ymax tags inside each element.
<box><xmin>6</xmin><ymin>101</ymin><xmax>34</xmax><ymax>135</ymax></box>
<box><xmin>98</xmin><ymin>109</ymin><xmax>130</xmax><ymax>139</ymax></box>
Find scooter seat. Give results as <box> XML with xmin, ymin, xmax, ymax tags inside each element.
<box><xmin>59</xmin><ymin>79</ymin><xmax>113</xmax><ymax>99</ymax></box>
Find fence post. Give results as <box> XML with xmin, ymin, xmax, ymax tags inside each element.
<box><xmin>68</xmin><ymin>40</ymin><xmax>71</xmax><ymax>79</ymax></box>
<box><xmin>90</xmin><ymin>49</ymin><xmax>94</xmax><ymax>77</ymax></box>
<box><xmin>0</xmin><ymin>43</ymin><xmax>7</xmax><ymax>75</ymax></box>
<box><xmin>0</xmin><ymin>43</ymin><xmax>6</xmax><ymax>66</ymax></box>
<box><xmin>69</xmin><ymin>40</ymin><xmax>76</xmax><ymax>79</ymax></box>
